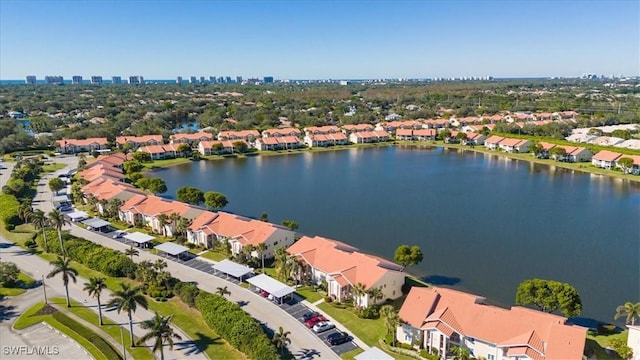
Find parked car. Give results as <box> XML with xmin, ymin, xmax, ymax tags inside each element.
<box><xmin>57</xmin><ymin>204</ymin><xmax>73</xmax><ymax>212</ymax></box>
<box><xmin>113</xmin><ymin>231</ymin><xmax>126</xmax><ymax>239</ymax></box>
<box><xmin>327</xmin><ymin>331</ymin><xmax>350</xmax><ymax>346</ymax></box>
<box><xmin>260</xmin><ymin>290</ymin><xmax>269</xmax><ymax>297</ymax></box>
<box><xmin>312</xmin><ymin>321</ymin><xmax>335</xmax><ymax>333</ymax></box>
<box><xmin>305</xmin><ymin>315</ymin><xmax>327</xmax><ymax>328</ymax></box>
<box><xmin>301</xmin><ymin>311</ymin><xmax>319</xmax><ymax>321</ymax></box>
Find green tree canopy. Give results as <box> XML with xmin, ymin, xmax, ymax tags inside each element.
<box><xmin>393</xmin><ymin>244</ymin><xmax>424</xmax><ymax>269</ymax></box>
<box><xmin>615</xmin><ymin>302</ymin><xmax>640</xmax><ymax>325</ymax></box>
<box><xmin>176</xmin><ymin>186</ymin><xmax>204</xmax><ymax>205</ymax></box>
<box><xmin>515</xmin><ymin>279</ymin><xmax>582</xmax><ymax>317</ymax></box>
<box><xmin>132</xmin><ymin>151</ymin><xmax>152</xmax><ymax>163</ymax></box>
<box><xmin>617</xmin><ymin>157</ymin><xmax>634</xmax><ymax>173</ymax></box>
<box><xmin>204</xmin><ymin>191</ymin><xmax>228</xmax><ymax>210</ymax></box>
<box><xmin>0</xmin><ymin>261</ymin><xmax>20</xmax><ymax>287</ymax></box>
<box><xmin>48</xmin><ymin>177</ymin><xmax>65</xmax><ymax>195</ymax></box>
<box><xmin>281</xmin><ymin>220</ymin><xmax>299</xmax><ymax>231</ymax></box>
<box><xmin>136</xmin><ymin>177</ymin><xmax>168</xmax><ymax>195</ymax></box>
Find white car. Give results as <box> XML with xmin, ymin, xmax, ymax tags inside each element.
<box><xmin>312</xmin><ymin>321</ymin><xmax>335</xmax><ymax>333</ymax></box>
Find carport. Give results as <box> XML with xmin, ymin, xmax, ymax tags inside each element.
<box><xmin>155</xmin><ymin>242</ymin><xmax>189</xmax><ymax>260</ymax></box>
<box><xmin>52</xmin><ymin>195</ymin><xmax>70</xmax><ymax>206</ymax></box>
<box><xmin>246</xmin><ymin>274</ymin><xmax>295</xmax><ymax>304</ymax></box>
<box><xmin>81</xmin><ymin>218</ymin><xmax>111</xmax><ymax>232</ymax></box>
<box><xmin>66</xmin><ymin>211</ymin><xmax>88</xmax><ymax>222</ymax></box>
<box><xmin>354</xmin><ymin>347</ymin><xmax>393</xmax><ymax>360</ymax></box>
<box><xmin>212</xmin><ymin>259</ymin><xmax>253</xmax><ymax>282</ymax></box>
<box><xmin>123</xmin><ymin>232</ymin><xmax>154</xmax><ymax>248</ymax></box>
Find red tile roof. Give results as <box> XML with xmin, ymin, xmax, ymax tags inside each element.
<box><xmin>115</xmin><ymin>135</ymin><xmax>163</xmax><ymax>145</ymax></box>
<box><xmin>56</xmin><ymin>138</ymin><xmax>109</xmax><ymax>147</ymax></box>
<box><xmin>188</xmin><ymin>211</ymin><xmax>286</xmax><ymax>246</ymax></box>
<box><xmin>593</xmin><ymin>150</ymin><xmax>623</xmax><ymax>162</ymax></box>
<box><xmin>170</xmin><ymin>132</ymin><xmax>214</xmax><ymax>141</ymax></box>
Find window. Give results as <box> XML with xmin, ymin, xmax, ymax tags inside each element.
<box><xmin>487</xmin><ymin>355</ymin><xmax>494</xmax><ymax>360</ymax></box>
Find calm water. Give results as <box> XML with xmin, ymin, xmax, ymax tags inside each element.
<box><xmin>155</xmin><ymin>146</ymin><xmax>640</xmax><ymax>323</ymax></box>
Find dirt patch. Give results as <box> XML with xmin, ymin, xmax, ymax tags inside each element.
<box><xmin>34</xmin><ymin>304</ymin><xmax>57</xmax><ymax>316</ymax></box>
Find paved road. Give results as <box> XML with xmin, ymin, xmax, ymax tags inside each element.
<box><xmin>31</xmin><ymin>156</ymin><xmax>343</xmax><ymax>359</ymax></box>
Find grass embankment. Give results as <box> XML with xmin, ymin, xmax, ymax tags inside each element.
<box><xmin>142</xmin><ymin>157</ymin><xmax>192</xmax><ymax>170</ymax></box>
<box><xmin>0</xmin><ymin>272</ymin><xmax>36</xmax><ymax>296</ymax></box>
<box><xmin>42</xmin><ymin>162</ymin><xmax>67</xmax><ymax>173</ymax></box>
<box><xmin>200</xmin><ymin>250</ymin><xmax>227</xmax><ymax>262</ymax></box>
<box><xmin>14</xmin><ymin>302</ymin><xmax>123</xmax><ymax>360</ymax></box>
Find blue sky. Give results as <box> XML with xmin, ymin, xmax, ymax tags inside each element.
<box><xmin>1</xmin><ymin>0</ymin><xmax>638</xmax><ymax>79</ymax></box>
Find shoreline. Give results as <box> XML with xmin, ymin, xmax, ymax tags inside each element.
<box><xmin>146</xmin><ymin>141</ymin><xmax>640</xmax><ymax>183</ymax></box>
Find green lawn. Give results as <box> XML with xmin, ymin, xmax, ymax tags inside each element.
<box><xmin>585</xmin><ymin>330</ymin><xmax>628</xmax><ymax>359</ymax></box>
<box><xmin>142</xmin><ymin>157</ymin><xmax>192</xmax><ymax>170</ymax></box>
<box><xmin>14</xmin><ymin>302</ymin><xmax>122</xmax><ymax>360</ymax></box>
<box><xmin>341</xmin><ymin>348</ymin><xmax>365</xmax><ymax>360</ymax></box>
<box><xmin>51</xmin><ymin>298</ymin><xmax>154</xmax><ymax>360</ymax></box>
<box><xmin>199</xmin><ymin>250</ymin><xmax>227</xmax><ymax>262</ymax></box>
<box><xmin>317</xmin><ymin>302</ymin><xmax>385</xmax><ymax>346</ymax></box>
<box><xmin>295</xmin><ymin>285</ymin><xmax>324</xmax><ymax>303</ymax></box>
<box><xmin>0</xmin><ymin>271</ymin><xmax>37</xmax><ymax>296</ymax></box>
<box><xmin>1</xmin><ymin>223</ymin><xmax>36</xmax><ymax>247</ymax></box>
<box><xmin>42</xmin><ymin>163</ymin><xmax>67</xmax><ymax>173</ymax></box>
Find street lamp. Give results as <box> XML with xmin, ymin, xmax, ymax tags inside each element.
<box><xmin>41</xmin><ymin>275</ymin><xmax>48</xmax><ymax>304</ymax></box>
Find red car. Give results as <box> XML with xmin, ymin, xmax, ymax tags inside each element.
<box><xmin>260</xmin><ymin>290</ymin><xmax>269</xmax><ymax>297</ymax></box>
<box><xmin>305</xmin><ymin>315</ymin><xmax>327</xmax><ymax>328</ymax></box>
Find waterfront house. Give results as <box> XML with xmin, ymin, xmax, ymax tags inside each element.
<box><xmin>498</xmin><ymin>138</ymin><xmax>532</xmax><ymax>153</ymax></box>
<box><xmin>217</xmin><ymin>130</ymin><xmax>260</xmax><ymax>144</ymax></box>
<box><xmin>56</xmin><ymin>138</ymin><xmax>109</xmax><ymax>154</ymax></box>
<box><xmin>262</xmin><ymin>127</ymin><xmax>302</xmax><ymax>138</ymax></box>
<box><xmin>137</xmin><ymin>144</ymin><xmax>178</xmax><ymax>160</ymax></box>
<box><xmin>303</xmin><ymin>125</ymin><xmax>341</xmax><ymax>136</ymax></box>
<box><xmin>169</xmin><ymin>132</ymin><xmax>215</xmax><ymax>146</ymax></box>
<box><xmin>115</xmin><ymin>135</ymin><xmax>163</xmax><ymax>148</ymax></box>
<box><xmin>423</xmin><ymin>119</ymin><xmax>450</xmax><ymax>129</ymax></box>
<box><xmin>287</xmin><ymin>236</ymin><xmax>405</xmax><ymax>308</ymax></box>
<box><xmin>462</xmin><ymin>133</ymin><xmax>486</xmax><ymax>146</ymax></box>
<box><xmin>118</xmin><ymin>195</ymin><xmax>204</xmax><ymax>236</ymax></box>
<box><xmin>186</xmin><ymin>211</ymin><xmax>295</xmax><ymax>258</ymax></box>
<box><xmin>592</xmin><ymin>150</ymin><xmax>623</xmax><ymax>169</ymax></box>
<box><xmin>342</xmin><ymin>124</ymin><xmax>375</xmax><ymax>135</ymax></box>
<box><xmin>79</xmin><ymin>163</ymin><xmax>126</xmax><ymax>183</ymax></box>
<box><xmin>349</xmin><ymin>130</ymin><xmax>391</xmax><ymax>144</ymax></box>
<box><xmin>81</xmin><ymin>178</ymin><xmax>146</xmax><ymax>215</ymax></box>
<box><xmin>255</xmin><ymin>136</ymin><xmax>302</xmax><ymax>151</ymax></box>
<box><xmin>396</xmin><ymin>287</ymin><xmax>586</xmax><ymax>360</ymax></box>
<box><xmin>198</xmin><ymin>140</ymin><xmax>241</xmax><ymax>155</ymax></box>
<box><xmin>395</xmin><ymin>129</ymin><xmax>437</xmax><ymax>141</ymax></box>
<box><xmin>93</xmin><ymin>153</ymin><xmax>131</xmax><ymax>170</ymax></box>
<box><xmin>484</xmin><ymin>135</ymin><xmax>505</xmax><ymax>150</ymax></box>
<box><xmin>534</xmin><ymin>142</ymin><xmax>556</xmax><ymax>159</ymax></box>
<box><xmin>615</xmin><ymin>154</ymin><xmax>640</xmax><ymax>175</ymax></box>
<box><xmin>560</xmin><ymin>146</ymin><xmax>593</xmax><ymax>162</ymax></box>
<box><xmin>303</xmin><ymin>132</ymin><xmax>348</xmax><ymax>147</ymax></box>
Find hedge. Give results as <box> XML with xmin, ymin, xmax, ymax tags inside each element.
<box><xmin>196</xmin><ymin>292</ymin><xmax>279</xmax><ymax>360</ymax></box>
<box><xmin>51</xmin><ymin>310</ymin><xmax>123</xmax><ymax>360</ymax></box>
<box><xmin>36</xmin><ymin>230</ymin><xmax>136</xmax><ymax>278</ymax></box>
<box><xmin>0</xmin><ymin>194</ymin><xmax>21</xmax><ymax>230</ymax></box>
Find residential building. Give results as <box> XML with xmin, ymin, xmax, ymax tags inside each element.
<box><xmin>592</xmin><ymin>150</ymin><xmax>623</xmax><ymax>169</ymax></box>
<box><xmin>423</xmin><ymin>119</ymin><xmax>450</xmax><ymax>129</ymax></box>
<box><xmin>217</xmin><ymin>130</ymin><xmax>260</xmax><ymax>143</ymax></box>
<box><xmin>200</xmin><ymin>76</ymin><xmax>206</xmax><ymax>84</ymax></box>
<box><xmin>209</xmin><ymin>76</ymin><xmax>216</xmax><ymax>83</ymax></box>
<box><xmin>115</xmin><ymin>135</ymin><xmax>164</xmax><ymax>148</ymax></box>
<box><xmin>198</xmin><ymin>140</ymin><xmax>244</xmax><ymax>155</ymax></box>
<box><xmin>137</xmin><ymin>144</ymin><xmax>179</xmax><ymax>160</ymax></box>
<box><xmin>262</xmin><ymin>127</ymin><xmax>302</xmax><ymax>138</ymax></box>
<box><xmin>92</xmin><ymin>153</ymin><xmax>131</xmax><ymax>170</ymax></box>
<box><xmin>81</xmin><ymin>177</ymin><xmax>145</xmax><ymax>215</ymax></box>
<box><xmin>484</xmin><ymin>135</ymin><xmax>506</xmax><ymax>150</ymax></box>
<box><xmin>225</xmin><ymin>76</ymin><xmax>232</xmax><ymax>83</ymax></box>
<box><xmin>79</xmin><ymin>163</ymin><xmax>126</xmax><ymax>183</ymax></box>
<box><xmin>176</xmin><ymin>76</ymin><xmax>182</xmax><ymax>84</ymax></box>
<box><xmin>190</xmin><ymin>76</ymin><xmax>197</xmax><ymax>84</ymax></box>
<box><xmin>169</xmin><ymin>132</ymin><xmax>214</xmax><ymax>145</ymax></box>
<box><xmin>255</xmin><ymin>136</ymin><xmax>302</xmax><ymax>151</ymax></box>
<box><xmin>349</xmin><ymin>131</ymin><xmax>391</xmax><ymax>144</ymax></box>
<box><xmin>397</xmin><ymin>287</ymin><xmax>587</xmax><ymax>360</ymax></box>
<box><xmin>263</xmin><ymin>76</ymin><xmax>274</xmax><ymax>83</ymax></box>
<box><xmin>187</xmin><ymin>211</ymin><xmax>295</xmax><ymax>257</ymax></box>
<box><xmin>342</xmin><ymin>124</ymin><xmax>375</xmax><ymax>135</ymax></box>
<box><xmin>25</xmin><ymin>75</ymin><xmax>36</xmax><ymax>85</ymax></box>
<box><xmin>395</xmin><ymin>129</ymin><xmax>437</xmax><ymax>141</ymax></box>
<box><xmin>590</xmin><ymin>136</ymin><xmax>625</xmax><ymax>147</ymax></box>
<box><xmin>287</xmin><ymin>236</ymin><xmax>405</xmax><ymax>308</ymax></box>
<box><xmin>119</xmin><ymin>195</ymin><xmax>205</xmax><ymax>236</ymax></box>
<box><xmin>91</xmin><ymin>76</ymin><xmax>103</xmax><ymax>84</ymax></box>
<box><xmin>628</xmin><ymin>325</ymin><xmax>640</xmax><ymax>360</ymax></box>
<box><xmin>551</xmin><ymin>145</ymin><xmax>593</xmax><ymax>162</ymax></box>
<box><xmin>112</xmin><ymin>76</ymin><xmax>122</xmax><ymax>84</ymax></box>
<box><xmin>498</xmin><ymin>138</ymin><xmax>532</xmax><ymax>153</ymax></box>
<box><xmin>303</xmin><ymin>126</ymin><xmax>341</xmax><ymax>136</ymax></box>
<box><xmin>129</xmin><ymin>75</ymin><xmax>143</xmax><ymax>84</ymax></box>
<box><xmin>303</xmin><ymin>132</ymin><xmax>348</xmax><ymax>147</ymax></box>
<box><xmin>236</xmin><ymin>76</ymin><xmax>243</xmax><ymax>83</ymax></box>
<box><xmin>45</xmin><ymin>76</ymin><xmax>63</xmax><ymax>85</ymax></box>
<box><xmin>55</xmin><ymin>138</ymin><xmax>109</xmax><ymax>154</ymax></box>
<box><xmin>462</xmin><ymin>132</ymin><xmax>486</xmax><ymax>146</ymax></box>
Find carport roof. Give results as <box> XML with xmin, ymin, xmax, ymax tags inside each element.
<box><xmin>155</xmin><ymin>242</ymin><xmax>189</xmax><ymax>256</ymax></box>
<box><xmin>213</xmin><ymin>259</ymin><xmax>253</xmax><ymax>278</ymax></box>
<box><xmin>123</xmin><ymin>232</ymin><xmax>154</xmax><ymax>244</ymax></box>
<box><xmin>246</xmin><ymin>274</ymin><xmax>294</xmax><ymax>298</ymax></box>
<box><xmin>67</xmin><ymin>211</ymin><xmax>88</xmax><ymax>220</ymax></box>
<box><xmin>354</xmin><ymin>347</ymin><xmax>393</xmax><ymax>360</ymax></box>
<box><xmin>52</xmin><ymin>195</ymin><xmax>70</xmax><ymax>203</ymax></box>
<box><xmin>81</xmin><ymin>218</ymin><xmax>110</xmax><ymax>228</ymax></box>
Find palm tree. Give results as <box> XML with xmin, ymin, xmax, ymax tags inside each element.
<box><xmin>156</xmin><ymin>213</ymin><xmax>168</xmax><ymax>236</ymax></box>
<box><xmin>274</xmin><ymin>246</ymin><xmax>288</xmax><ymax>281</ymax></box>
<box><xmin>169</xmin><ymin>212</ymin><xmax>181</xmax><ymax>236</ymax></box>
<box><xmin>153</xmin><ymin>259</ymin><xmax>168</xmax><ymax>272</ymax></box>
<box><xmin>124</xmin><ymin>246</ymin><xmax>139</xmax><ymax>261</ymax></box>
<box><xmin>107</xmin><ymin>283</ymin><xmax>148</xmax><ymax>346</ymax></box>
<box><xmin>380</xmin><ymin>305</ymin><xmax>399</xmax><ymax>346</ymax></box>
<box><xmin>83</xmin><ymin>277</ymin><xmax>107</xmax><ymax>325</ymax></box>
<box><xmin>48</xmin><ymin>209</ymin><xmax>69</xmax><ymax>254</ymax></box>
<box><xmin>451</xmin><ymin>345</ymin><xmax>471</xmax><ymax>360</ymax></box>
<box><xmin>31</xmin><ymin>209</ymin><xmax>50</xmax><ymax>252</ymax></box>
<box><xmin>367</xmin><ymin>286</ymin><xmax>384</xmax><ymax>306</ymax></box>
<box><xmin>615</xmin><ymin>302</ymin><xmax>640</xmax><ymax>325</ymax></box>
<box><xmin>137</xmin><ymin>312</ymin><xmax>182</xmax><ymax>360</ymax></box>
<box><xmin>47</xmin><ymin>256</ymin><xmax>77</xmax><ymax>307</ymax></box>
<box><xmin>272</xmin><ymin>326</ymin><xmax>291</xmax><ymax>356</ymax></box>
<box><xmin>17</xmin><ymin>203</ymin><xmax>33</xmax><ymax>223</ymax></box>
<box><xmin>216</xmin><ymin>286</ymin><xmax>231</xmax><ymax>298</ymax></box>
<box><xmin>287</xmin><ymin>256</ymin><xmax>303</xmax><ymax>285</ymax></box>
<box><xmin>351</xmin><ymin>282</ymin><xmax>367</xmax><ymax>307</ymax></box>
<box><xmin>256</xmin><ymin>243</ymin><xmax>267</xmax><ymax>271</ymax></box>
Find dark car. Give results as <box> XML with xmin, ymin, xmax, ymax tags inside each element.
<box><xmin>301</xmin><ymin>311</ymin><xmax>319</xmax><ymax>321</ymax></box>
<box><xmin>327</xmin><ymin>331</ymin><xmax>350</xmax><ymax>346</ymax></box>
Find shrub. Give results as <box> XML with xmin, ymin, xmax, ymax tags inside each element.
<box><xmin>0</xmin><ymin>261</ymin><xmax>20</xmax><ymax>287</ymax></box>
<box><xmin>24</xmin><ymin>239</ymin><xmax>36</xmax><ymax>248</ymax></box>
<box><xmin>0</xmin><ymin>194</ymin><xmax>21</xmax><ymax>230</ymax></box>
<box><xmin>51</xmin><ymin>310</ymin><xmax>122</xmax><ymax>359</ymax></box>
<box><xmin>196</xmin><ymin>292</ymin><xmax>279</xmax><ymax>360</ymax></box>
<box><xmin>355</xmin><ymin>305</ymin><xmax>379</xmax><ymax>319</ymax></box>
<box><xmin>398</xmin><ymin>342</ymin><xmax>413</xmax><ymax>350</ymax></box>
<box><xmin>175</xmin><ymin>282</ymin><xmax>200</xmax><ymax>308</ymax></box>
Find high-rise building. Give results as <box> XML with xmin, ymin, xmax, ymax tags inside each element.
<box><xmin>225</xmin><ymin>76</ymin><xmax>232</xmax><ymax>83</ymax></box>
<box><xmin>263</xmin><ymin>76</ymin><xmax>274</xmax><ymax>83</ymax></box>
<box><xmin>236</xmin><ymin>76</ymin><xmax>243</xmax><ymax>84</ymax></box>
<box><xmin>25</xmin><ymin>75</ymin><xmax>36</xmax><ymax>85</ymax></box>
<box><xmin>45</xmin><ymin>76</ymin><xmax>63</xmax><ymax>84</ymax></box>
<box><xmin>72</xmin><ymin>75</ymin><xmax>83</xmax><ymax>84</ymax></box>
<box><xmin>200</xmin><ymin>76</ymin><xmax>205</xmax><ymax>84</ymax></box>
<box><xmin>209</xmin><ymin>76</ymin><xmax>216</xmax><ymax>83</ymax></box>
<box><xmin>129</xmin><ymin>75</ymin><xmax>143</xmax><ymax>84</ymax></box>
<box><xmin>177</xmin><ymin>76</ymin><xmax>183</xmax><ymax>84</ymax></box>
<box><xmin>112</xmin><ymin>76</ymin><xmax>122</xmax><ymax>84</ymax></box>
<box><xmin>217</xmin><ymin>76</ymin><xmax>225</xmax><ymax>83</ymax></box>
<box><xmin>91</xmin><ymin>76</ymin><xmax>103</xmax><ymax>84</ymax></box>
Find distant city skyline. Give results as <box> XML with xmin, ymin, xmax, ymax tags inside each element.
<box><xmin>1</xmin><ymin>1</ymin><xmax>638</xmax><ymax>80</ymax></box>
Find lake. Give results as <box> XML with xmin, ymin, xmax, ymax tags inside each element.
<box><xmin>154</xmin><ymin>146</ymin><xmax>640</xmax><ymax>323</ymax></box>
